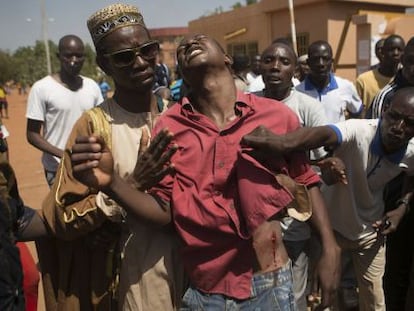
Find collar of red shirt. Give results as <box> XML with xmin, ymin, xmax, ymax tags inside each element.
<box><xmin>180</xmin><ymin>91</ymin><xmax>254</xmax><ymax>118</ymax></box>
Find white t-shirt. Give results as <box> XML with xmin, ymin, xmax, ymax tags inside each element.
<box><xmin>296</xmin><ymin>74</ymin><xmax>363</xmax><ymax>123</ymax></box>
<box><xmin>26</xmin><ymin>75</ymin><xmax>103</xmax><ymax>172</ymax></box>
<box><xmin>247</xmin><ymin>75</ymin><xmax>265</xmax><ymax>93</ymax></box>
<box><xmin>323</xmin><ymin>119</ymin><xmax>414</xmax><ymax>240</ymax></box>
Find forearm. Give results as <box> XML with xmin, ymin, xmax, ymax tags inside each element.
<box><xmin>27</xmin><ymin>132</ymin><xmax>64</xmax><ymax>158</ymax></box>
<box><xmin>105</xmin><ymin>174</ymin><xmax>171</xmax><ymax>226</ymax></box>
<box><xmin>280</xmin><ymin>126</ymin><xmax>338</xmax><ymax>154</ymax></box>
<box><xmin>308</xmin><ymin>186</ymin><xmax>338</xmax><ymax>248</ymax></box>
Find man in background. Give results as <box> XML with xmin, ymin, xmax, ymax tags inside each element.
<box><xmin>356</xmin><ymin>35</ymin><xmax>404</xmax><ymax>117</ymax></box>
<box><xmin>26</xmin><ymin>34</ymin><xmax>102</xmax><ymax>187</ymax></box>
<box><xmin>296</xmin><ymin>40</ymin><xmax>363</xmax><ymax>123</ymax></box>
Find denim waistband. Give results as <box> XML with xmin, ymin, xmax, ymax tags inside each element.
<box><xmin>251</xmin><ymin>260</ymin><xmax>293</xmax><ymax>297</ymax></box>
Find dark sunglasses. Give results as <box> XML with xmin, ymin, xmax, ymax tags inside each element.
<box><xmin>104</xmin><ymin>41</ymin><xmax>160</xmax><ymax>67</ymax></box>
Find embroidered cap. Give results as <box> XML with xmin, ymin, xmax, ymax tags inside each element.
<box><xmin>87</xmin><ymin>3</ymin><xmax>146</xmax><ymax>45</ymax></box>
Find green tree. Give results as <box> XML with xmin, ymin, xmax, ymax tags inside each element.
<box><xmin>232</xmin><ymin>2</ymin><xmax>242</xmax><ymax>9</ymax></box>
<box><xmin>4</xmin><ymin>40</ymin><xmax>99</xmax><ymax>86</ymax></box>
<box><xmin>81</xmin><ymin>44</ymin><xmax>100</xmax><ymax>81</ymax></box>
<box><xmin>0</xmin><ymin>51</ymin><xmax>17</xmax><ymax>84</ymax></box>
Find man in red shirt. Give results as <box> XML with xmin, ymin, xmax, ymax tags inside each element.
<box><xmin>71</xmin><ymin>34</ymin><xmax>339</xmax><ymax>309</ymax></box>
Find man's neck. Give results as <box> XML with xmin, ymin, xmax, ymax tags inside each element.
<box><xmin>264</xmin><ymin>86</ymin><xmax>291</xmax><ymax>101</ymax></box>
<box><xmin>309</xmin><ymin>74</ymin><xmax>330</xmax><ymax>91</ymax></box>
<box><xmin>190</xmin><ymin>72</ymin><xmax>238</xmax><ymax>130</ymax></box>
<box><xmin>378</xmin><ymin>63</ymin><xmax>399</xmax><ymax>78</ymax></box>
<box><xmin>113</xmin><ymin>89</ymin><xmax>153</xmax><ymax>114</ymax></box>
<box><xmin>55</xmin><ymin>71</ymin><xmax>82</xmax><ymax>91</ymax></box>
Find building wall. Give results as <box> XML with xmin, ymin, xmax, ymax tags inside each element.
<box><xmin>189</xmin><ymin>5</ymin><xmax>267</xmax><ymax>60</ymax></box>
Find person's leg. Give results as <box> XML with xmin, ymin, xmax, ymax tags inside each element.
<box><xmin>405</xmin><ymin>255</ymin><xmax>414</xmax><ymax>311</ymax></box>
<box><xmin>384</xmin><ymin>211</ymin><xmax>414</xmax><ymax>310</ymax></box>
<box><xmin>17</xmin><ymin>242</ymin><xmax>40</xmax><ymax>311</ymax></box>
<box><xmin>4</xmin><ymin>100</ymin><xmax>8</xmax><ymax>118</ymax></box>
<box><xmin>284</xmin><ymin>239</ymin><xmax>309</xmax><ymax>311</ymax></box>
<box><xmin>383</xmin><ymin>174</ymin><xmax>414</xmax><ymax>310</ymax></box>
<box><xmin>44</xmin><ymin>170</ymin><xmax>56</xmax><ymax>188</ymax></box>
<box><xmin>351</xmin><ymin>232</ymin><xmax>386</xmax><ymax>311</ymax></box>
<box><xmin>337</xmin><ymin>250</ymin><xmax>359</xmax><ymax>310</ymax></box>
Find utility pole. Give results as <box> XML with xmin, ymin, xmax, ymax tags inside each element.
<box><xmin>288</xmin><ymin>0</ymin><xmax>298</xmax><ymax>55</ymax></box>
<box><xmin>40</xmin><ymin>0</ymin><xmax>51</xmax><ymax>74</ymax></box>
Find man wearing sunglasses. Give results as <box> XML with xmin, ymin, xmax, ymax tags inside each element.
<box><xmin>38</xmin><ymin>4</ymin><xmax>185</xmax><ymax>311</ymax></box>
<box><xmin>26</xmin><ymin>35</ymin><xmax>103</xmax><ymax>188</ymax></box>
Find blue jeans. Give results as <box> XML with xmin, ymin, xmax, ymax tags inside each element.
<box><xmin>180</xmin><ymin>261</ymin><xmax>296</xmax><ymax>310</ymax></box>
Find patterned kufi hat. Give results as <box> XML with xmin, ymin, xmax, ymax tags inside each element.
<box><xmin>87</xmin><ymin>3</ymin><xmax>146</xmax><ymax>45</ymax></box>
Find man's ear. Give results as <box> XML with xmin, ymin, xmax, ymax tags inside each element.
<box><xmin>96</xmin><ymin>55</ymin><xmax>112</xmax><ymax>76</ymax></box>
<box><xmin>224</xmin><ymin>54</ymin><xmax>233</xmax><ymax>66</ymax></box>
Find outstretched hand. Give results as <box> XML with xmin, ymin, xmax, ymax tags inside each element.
<box><xmin>241</xmin><ymin>126</ymin><xmax>288</xmax><ymax>166</ymax></box>
<box><xmin>71</xmin><ymin>135</ymin><xmax>114</xmax><ymax>190</ymax></box>
<box><xmin>317</xmin><ymin>157</ymin><xmax>348</xmax><ymax>185</ymax></box>
<box><xmin>128</xmin><ymin>128</ymin><xmax>178</xmax><ymax>191</ymax></box>
<box><xmin>241</xmin><ymin>125</ymin><xmax>286</xmax><ymax>155</ymax></box>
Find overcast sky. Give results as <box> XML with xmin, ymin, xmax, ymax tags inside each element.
<box><xmin>0</xmin><ymin>0</ymin><xmax>240</xmax><ymax>52</ymax></box>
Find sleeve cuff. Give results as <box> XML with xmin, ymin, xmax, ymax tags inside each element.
<box><xmin>95</xmin><ymin>191</ymin><xmax>126</xmax><ymax>222</ymax></box>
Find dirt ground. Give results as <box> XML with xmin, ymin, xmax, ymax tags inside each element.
<box><xmin>4</xmin><ymin>88</ymin><xmax>49</xmax><ymax>310</ymax></box>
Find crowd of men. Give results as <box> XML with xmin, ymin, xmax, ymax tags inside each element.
<box><xmin>1</xmin><ymin>2</ymin><xmax>414</xmax><ymax>311</ymax></box>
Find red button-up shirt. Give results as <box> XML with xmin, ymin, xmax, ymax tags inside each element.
<box><xmin>150</xmin><ymin>92</ymin><xmax>319</xmax><ymax>299</ymax></box>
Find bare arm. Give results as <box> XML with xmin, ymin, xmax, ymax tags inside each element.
<box><xmin>26</xmin><ymin>118</ymin><xmax>64</xmax><ymax>158</ymax></box>
<box><xmin>308</xmin><ymin>185</ymin><xmax>341</xmax><ymax>308</ymax></box>
<box><xmin>373</xmin><ymin>174</ymin><xmax>414</xmax><ymax>235</ymax></box>
<box><xmin>241</xmin><ymin>125</ymin><xmax>339</xmax><ymax>155</ymax></box>
<box><xmin>105</xmin><ymin>174</ymin><xmax>171</xmax><ymax>225</ymax></box>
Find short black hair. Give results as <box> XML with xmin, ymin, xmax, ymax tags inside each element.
<box><xmin>383</xmin><ymin>34</ymin><xmax>405</xmax><ymax>50</ymax></box>
<box><xmin>308</xmin><ymin>40</ymin><xmax>333</xmax><ymax>57</ymax></box>
<box><xmin>58</xmin><ymin>35</ymin><xmax>83</xmax><ymax>52</ymax></box>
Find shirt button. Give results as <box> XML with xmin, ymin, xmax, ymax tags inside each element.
<box><xmin>218</xmin><ymin>161</ymin><xmax>224</xmax><ymax>168</ymax></box>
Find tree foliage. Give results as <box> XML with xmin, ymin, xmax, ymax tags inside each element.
<box><xmin>232</xmin><ymin>2</ymin><xmax>242</xmax><ymax>9</ymax></box>
<box><xmin>0</xmin><ymin>40</ymin><xmax>100</xmax><ymax>86</ymax></box>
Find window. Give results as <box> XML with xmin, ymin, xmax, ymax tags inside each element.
<box><xmin>296</xmin><ymin>32</ymin><xmax>309</xmax><ymax>57</ymax></box>
<box><xmin>282</xmin><ymin>32</ymin><xmax>310</xmax><ymax>57</ymax></box>
<box><xmin>227</xmin><ymin>42</ymin><xmax>258</xmax><ymax>59</ymax></box>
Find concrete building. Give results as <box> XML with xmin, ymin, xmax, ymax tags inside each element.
<box><xmin>188</xmin><ymin>0</ymin><xmax>414</xmax><ymax>80</ymax></box>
